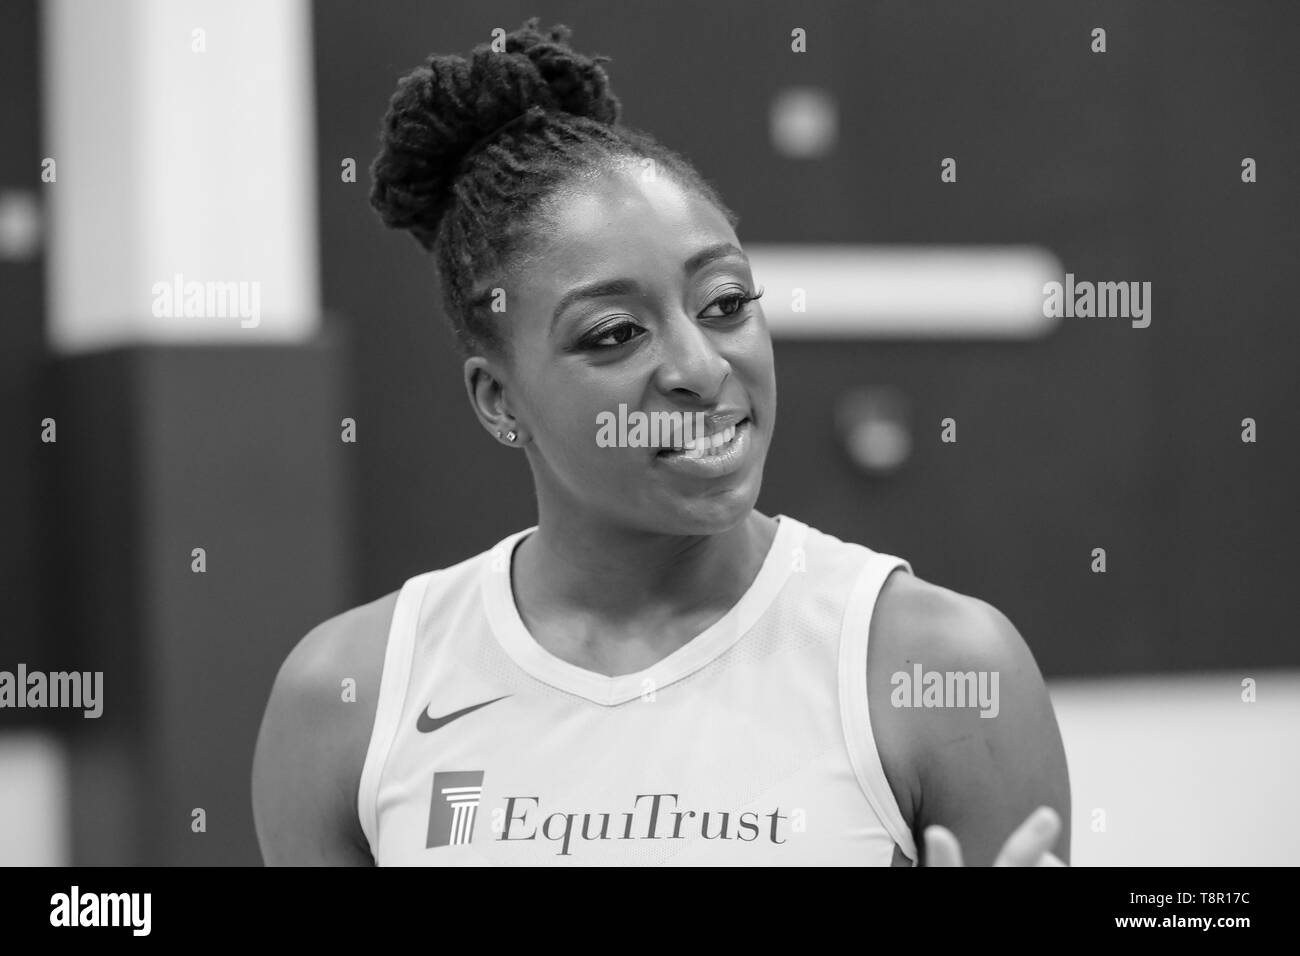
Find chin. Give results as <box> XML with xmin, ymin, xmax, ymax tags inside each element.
<box><xmin>654</xmin><ymin>476</ymin><xmax>765</xmax><ymax>537</ymax></box>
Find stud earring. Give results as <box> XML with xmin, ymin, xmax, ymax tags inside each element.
<box><xmin>497</xmin><ymin>429</ymin><xmax>517</xmax><ymax>443</ymax></box>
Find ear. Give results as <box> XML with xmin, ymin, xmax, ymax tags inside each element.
<box><xmin>464</xmin><ymin>355</ymin><xmax>525</xmax><ymax>445</ymax></box>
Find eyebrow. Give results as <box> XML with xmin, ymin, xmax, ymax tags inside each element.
<box><xmin>550</xmin><ymin>242</ymin><xmax>749</xmax><ymax>330</ymax></box>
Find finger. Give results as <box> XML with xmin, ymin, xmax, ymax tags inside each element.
<box><xmin>924</xmin><ymin>825</ymin><xmax>964</xmax><ymax>867</ymax></box>
<box><xmin>1036</xmin><ymin>851</ymin><xmax>1067</xmax><ymax>867</ymax></box>
<box><xmin>994</xmin><ymin>806</ymin><xmax>1062</xmax><ymax>867</ymax></box>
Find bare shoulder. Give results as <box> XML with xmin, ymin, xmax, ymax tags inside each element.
<box><xmin>866</xmin><ymin>570</ymin><xmax>1070</xmax><ymax>863</ymax></box>
<box><xmin>865</xmin><ymin>573</ymin><xmax>1008</xmax><ymax>826</ymax></box>
<box><xmin>274</xmin><ymin>589</ymin><xmax>400</xmax><ymax>713</ymax></box>
<box><xmin>251</xmin><ymin>589</ymin><xmax>401</xmax><ymax>865</ymax></box>
<box><xmin>870</xmin><ymin>571</ymin><xmax>1023</xmax><ymax>675</ymax></box>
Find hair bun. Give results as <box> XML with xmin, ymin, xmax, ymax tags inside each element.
<box><xmin>370</xmin><ymin>18</ymin><xmax>621</xmax><ymax>248</ymax></box>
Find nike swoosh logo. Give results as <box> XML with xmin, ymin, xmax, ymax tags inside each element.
<box><xmin>416</xmin><ymin>695</ymin><xmax>510</xmax><ymax>734</ymax></box>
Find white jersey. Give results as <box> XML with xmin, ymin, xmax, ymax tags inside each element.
<box><xmin>358</xmin><ymin>514</ymin><xmax>917</xmax><ymax>865</ymax></box>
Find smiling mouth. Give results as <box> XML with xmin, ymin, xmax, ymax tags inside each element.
<box><xmin>657</xmin><ymin>417</ymin><xmax>751</xmax><ymax>459</ymax></box>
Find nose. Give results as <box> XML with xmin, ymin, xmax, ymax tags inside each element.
<box><xmin>652</xmin><ymin>314</ymin><xmax>730</xmax><ymax>403</ymax></box>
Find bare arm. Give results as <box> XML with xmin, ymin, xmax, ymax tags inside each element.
<box><xmin>868</xmin><ymin>572</ymin><xmax>1071</xmax><ymax>866</ymax></box>
<box><xmin>251</xmin><ymin>591</ymin><xmax>399</xmax><ymax>865</ymax></box>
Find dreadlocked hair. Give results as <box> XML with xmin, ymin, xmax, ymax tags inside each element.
<box><xmin>369</xmin><ymin>17</ymin><xmax>738</xmax><ymax>357</ymax></box>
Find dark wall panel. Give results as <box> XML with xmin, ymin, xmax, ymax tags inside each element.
<box><xmin>49</xmin><ymin>344</ymin><xmax>355</xmax><ymax>864</ymax></box>
<box><xmin>313</xmin><ymin>0</ymin><xmax>1300</xmax><ymax>680</ymax></box>
<box><xmin>0</xmin><ymin>0</ymin><xmax>47</xmax><ymax>691</ymax></box>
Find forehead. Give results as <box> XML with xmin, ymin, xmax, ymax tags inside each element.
<box><xmin>519</xmin><ymin>167</ymin><xmax>738</xmax><ymax>293</ymax></box>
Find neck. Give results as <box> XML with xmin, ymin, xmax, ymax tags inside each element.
<box><xmin>514</xmin><ymin>505</ymin><xmax>779</xmax><ymax>624</ymax></box>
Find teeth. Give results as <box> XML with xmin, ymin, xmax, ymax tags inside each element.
<box><xmin>678</xmin><ymin>424</ymin><xmax>737</xmax><ymax>459</ymax></box>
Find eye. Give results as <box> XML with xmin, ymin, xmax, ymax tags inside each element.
<box><xmin>700</xmin><ymin>286</ymin><xmax>764</xmax><ymax>319</ymax></box>
<box><xmin>580</xmin><ymin>319</ymin><xmax>646</xmax><ymax>351</ymax></box>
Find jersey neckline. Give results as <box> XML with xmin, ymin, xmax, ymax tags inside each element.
<box><xmin>479</xmin><ymin>514</ymin><xmax>805</xmax><ymax>706</ymax></box>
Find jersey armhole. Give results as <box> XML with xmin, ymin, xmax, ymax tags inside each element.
<box><xmin>356</xmin><ymin>572</ymin><xmax>432</xmax><ymax>861</ymax></box>
<box><xmin>837</xmin><ymin>554</ymin><xmax>919</xmax><ymax>865</ymax></box>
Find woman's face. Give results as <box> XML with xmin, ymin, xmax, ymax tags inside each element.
<box><xmin>466</xmin><ymin>164</ymin><xmax>776</xmax><ymax>536</ymax></box>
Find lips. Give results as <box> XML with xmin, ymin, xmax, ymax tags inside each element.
<box><xmin>654</xmin><ymin>418</ymin><xmax>753</xmax><ymax>477</ymax></box>
<box><xmin>656</xmin><ymin>415</ymin><xmax>751</xmax><ymax>456</ymax></box>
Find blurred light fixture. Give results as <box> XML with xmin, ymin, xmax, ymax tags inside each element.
<box><xmin>835</xmin><ymin>385</ymin><xmax>912</xmax><ymax>476</ymax></box>
<box><xmin>770</xmin><ymin>87</ymin><xmax>837</xmax><ymax>159</ymax></box>
<box><xmin>747</xmin><ymin>244</ymin><xmax>1063</xmax><ymax>339</ymax></box>
<box><xmin>0</xmin><ymin>190</ymin><xmax>42</xmax><ymax>261</ymax></box>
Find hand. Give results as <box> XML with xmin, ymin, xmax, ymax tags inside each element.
<box><xmin>924</xmin><ymin>806</ymin><xmax>1066</xmax><ymax>866</ymax></box>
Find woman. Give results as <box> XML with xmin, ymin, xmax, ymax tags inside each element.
<box><xmin>252</xmin><ymin>18</ymin><xmax>1070</xmax><ymax>866</ymax></box>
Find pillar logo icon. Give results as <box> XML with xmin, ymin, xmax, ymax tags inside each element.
<box><xmin>426</xmin><ymin>771</ymin><xmax>485</xmax><ymax>849</ymax></box>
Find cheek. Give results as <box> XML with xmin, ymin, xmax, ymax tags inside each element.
<box><xmin>729</xmin><ymin>320</ymin><xmax>776</xmax><ymax>389</ymax></box>
<box><xmin>530</xmin><ymin>371</ymin><xmax>635</xmax><ymax>460</ymax></box>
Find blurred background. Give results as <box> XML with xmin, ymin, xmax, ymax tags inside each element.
<box><xmin>2</xmin><ymin>0</ymin><xmax>1297</xmax><ymax>866</ymax></box>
